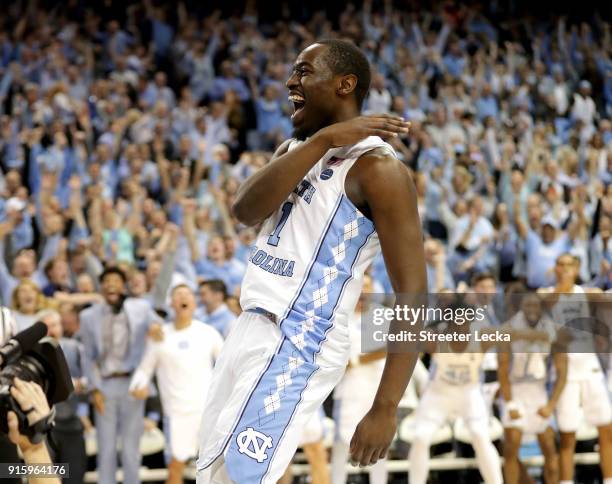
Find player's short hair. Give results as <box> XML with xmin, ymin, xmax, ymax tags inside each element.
<box><xmin>199</xmin><ymin>279</ymin><xmax>228</xmax><ymax>298</ymax></box>
<box><xmin>315</xmin><ymin>39</ymin><xmax>371</xmax><ymax>109</ymax></box>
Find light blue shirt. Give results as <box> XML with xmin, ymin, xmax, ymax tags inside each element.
<box><xmin>443</xmin><ymin>55</ymin><xmax>466</xmax><ymax>78</ymax></box>
<box><xmin>194</xmin><ymin>258</ymin><xmax>246</xmax><ymax>295</ymax></box>
<box><xmin>525</xmin><ymin>230</ymin><xmax>571</xmax><ymax>288</ymax></box>
<box><xmin>209</xmin><ymin>76</ymin><xmax>250</xmax><ymax>102</ymax></box>
<box><xmin>255</xmin><ymin>98</ymin><xmax>286</xmax><ymax>135</ymax></box>
<box><xmin>476</xmin><ymin>95</ymin><xmax>499</xmax><ymax>121</ymax></box>
<box><xmin>424</xmin><ymin>180</ymin><xmax>443</xmax><ymax>222</ymax></box>
<box><xmin>205</xmin><ymin>303</ymin><xmax>236</xmax><ymax>337</ymax></box>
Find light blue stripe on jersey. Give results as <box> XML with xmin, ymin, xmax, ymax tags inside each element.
<box><xmin>224</xmin><ymin>196</ymin><xmax>375</xmax><ymax>483</ymax></box>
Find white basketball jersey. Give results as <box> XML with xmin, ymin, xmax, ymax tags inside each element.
<box><xmin>240</xmin><ymin>136</ymin><xmax>394</xmax><ymax>331</ymax></box>
<box><xmin>506</xmin><ymin>311</ymin><xmax>556</xmax><ymax>383</ymax></box>
<box><xmin>432</xmin><ymin>352</ymin><xmax>484</xmax><ymax>386</ymax></box>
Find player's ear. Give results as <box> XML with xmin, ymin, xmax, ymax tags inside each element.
<box><xmin>337</xmin><ymin>74</ymin><xmax>357</xmax><ymax>97</ymax></box>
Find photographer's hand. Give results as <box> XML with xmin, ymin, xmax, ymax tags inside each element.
<box><xmin>10</xmin><ymin>378</ymin><xmax>51</xmax><ymax>428</ymax></box>
<box><xmin>7</xmin><ymin>378</ymin><xmax>60</xmax><ymax>484</ymax></box>
<box><xmin>9</xmin><ymin>378</ymin><xmax>52</xmax><ymax>452</ymax></box>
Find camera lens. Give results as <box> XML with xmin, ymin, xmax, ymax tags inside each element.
<box><xmin>0</xmin><ymin>356</ymin><xmax>48</xmax><ymax>433</ymax></box>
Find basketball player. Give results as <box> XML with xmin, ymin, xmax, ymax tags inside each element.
<box><xmin>498</xmin><ymin>293</ymin><xmax>568</xmax><ymax>484</ymax></box>
<box><xmin>409</xmin><ymin>312</ymin><xmax>504</xmax><ymax>484</ymax></box>
<box><xmin>130</xmin><ymin>285</ymin><xmax>224</xmax><ymax>484</ymax></box>
<box><xmin>538</xmin><ymin>253</ymin><xmax>612</xmax><ymax>484</ymax></box>
<box><xmin>331</xmin><ymin>274</ymin><xmax>387</xmax><ymax>484</ymax></box>
<box><xmin>196</xmin><ymin>39</ymin><xmax>426</xmax><ymax>484</ymax></box>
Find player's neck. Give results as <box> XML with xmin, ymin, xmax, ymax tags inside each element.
<box><xmin>328</xmin><ymin>105</ymin><xmax>360</xmax><ymax>126</ymax></box>
<box><xmin>174</xmin><ymin>316</ymin><xmax>192</xmax><ymax>329</ymax></box>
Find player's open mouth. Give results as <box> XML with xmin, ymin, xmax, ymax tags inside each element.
<box><xmin>289</xmin><ymin>93</ymin><xmax>306</xmax><ymax>120</ymax></box>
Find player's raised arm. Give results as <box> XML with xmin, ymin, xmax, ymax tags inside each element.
<box><xmin>346</xmin><ymin>148</ymin><xmax>427</xmax><ymax>466</ymax></box>
<box><xmin>231</xmin><ymin>115</ymin><xmax>410</xmax><ymax>226</ymax></box>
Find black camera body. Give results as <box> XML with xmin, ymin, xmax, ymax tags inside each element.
<box><xmin>0</xmin><ymin>337</ymin><xmax>74</xmax><ymax>440</ymax></box>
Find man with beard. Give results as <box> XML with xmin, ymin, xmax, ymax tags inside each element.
<box><xmin>80</xmin><ymin>267</ymin><xmax>162</xmax><ymax>484</ymax></box>
<box><xmin>196</xmin><ymin>39</ymin><xmax>426</xmax><ymax>484</ymax></box>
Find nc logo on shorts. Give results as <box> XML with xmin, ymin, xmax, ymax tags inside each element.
<box><xmin>320</xmin><ymin>168</ymin><xmax>333</xmax><ymax>180</ymax></box>
<box><xmin>236</xmin><ymin>427</ymin><xmax>273</xmax><ymax>462</ymax></box>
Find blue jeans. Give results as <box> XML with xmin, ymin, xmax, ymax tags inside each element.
<box><xmin>95</xmin><ymin>377</ymin><xmax>145</xmax><ymax>484</ymax></box>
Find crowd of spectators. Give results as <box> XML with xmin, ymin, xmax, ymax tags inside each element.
<box><xmin>0</xmin><ymin>0</ymin><xmax>610</xmax><ymax>480</ymax></box>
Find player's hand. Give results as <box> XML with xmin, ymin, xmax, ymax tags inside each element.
<box><xmin>349</xmin><ymin>404</ymin><xmax>396</xmax><ymax>467</ymax></box>
<box><xmin>148</xmin><ymin>323</ymin><xmax>164</xmax><ymax>342</ymax></box>
<box><xmin>130</xmin><ymin>386</ymin><xmax>149</xmax><ymax>400</ymax></box>
<box><xmin>537</xmin><ymin>404</ymin><xmax>553</xmax><ymax>419</ymax></box>
<box><xmin>509</xmin><ymin>409</ymin><xmax>521</xmax><ymax>420</ymax></box>
<box><xmin>317</xmin><ymin>115</ymin><xmax>410</xmax><ymax>148</ymax></box>
<box><xmin>92</xmin><ymin>389</ymin><xmax>105</xmax><ymax>415</ymax></box>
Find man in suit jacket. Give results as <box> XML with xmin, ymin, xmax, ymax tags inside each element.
<box><xmin>80</xmin><ymin>267</ymin><xmax>161</xmax><ymax>484</ymax></box>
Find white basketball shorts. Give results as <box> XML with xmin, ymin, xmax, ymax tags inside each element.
<box><xmin>502</xmin><ymin>381</ymin><xmax>550</xmax><ymax>434</ymax></box>
<box><xmin>556</xmin><ymin>370</ymin><xmax>612</xmax><ymax>432</ymax></box>
<box><xmin>164</xmin><ymin>411</ymin><xmax>201</xmax><ymax>462</ymax></box>
<box><xmin>196</xmin><ymin>309</ymin><xmax>349</xmax><ymax>483</ymax></box>
<box><xmin>415</xmin><ymin>380</ymin><xmax>489</xmax><ymax>430</ymax></box>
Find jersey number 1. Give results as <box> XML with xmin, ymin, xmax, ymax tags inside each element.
<box><xmin>267</xmin><ymin>202</ymin><xmax>293</xmax><ymax>247</ymax></box>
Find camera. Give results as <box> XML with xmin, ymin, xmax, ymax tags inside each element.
<box><xmin>0</xmin><ymin>335</ymin><xmax>73</xmax><ymax>442</ymax></box>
